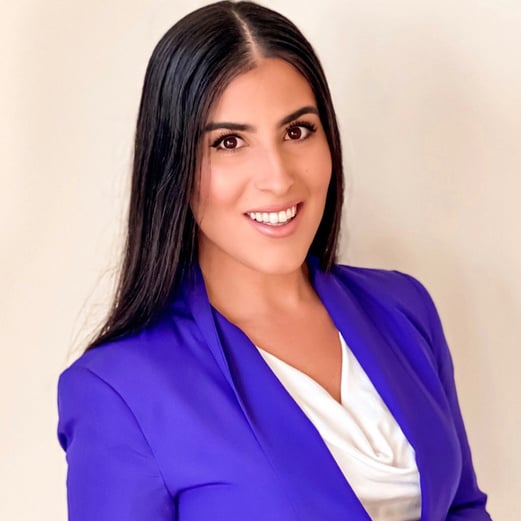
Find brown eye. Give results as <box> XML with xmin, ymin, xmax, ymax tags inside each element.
<box><xmin>211</xmin><ymin>134</ymin><xmax>245</xmax><ymax>151</ymax></box>
<box><xmin>287</xmin><ymin>126</ymin><xmax>303</xmax><ymax>140</ymax></box>
<box><xmin>284</xmin><ymin>122</ymin><xmax>317</xmax><ymax>142</ymax></box>
<box><xmin>222</xmin><ymin>136</ymin><xmax>239</xmax><ymax>149</ymax></box>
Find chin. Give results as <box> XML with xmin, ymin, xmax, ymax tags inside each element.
<box><xmin>240</xmin><ymin>248</ymin><xmax>309</xmax><ymax>277</ymax></box>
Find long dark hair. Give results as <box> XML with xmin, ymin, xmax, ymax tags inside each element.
<box><xmin>87</xmin><ymin>0</ymin><xmax>344</xmax><ymax>350</ymax></box>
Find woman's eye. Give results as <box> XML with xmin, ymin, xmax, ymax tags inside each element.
<box><xmin>212</xmin><ymin>135</ymin><xmax>244</xmax><ymax>151</ymax></box>
<box><xmin>287</xmin><ymin>126</ymin><xmax>304</xmax><ymax>140</ymax></box>
<box><xmin>284</xmin><ymin>122</ymin><xmax>317</xmax><ymax>141</ymax></box>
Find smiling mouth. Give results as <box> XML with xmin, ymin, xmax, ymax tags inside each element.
<box><xmin>246</xmin><ymin>204</ymin><xmax>298</xmax><ymax>226</ymax></box>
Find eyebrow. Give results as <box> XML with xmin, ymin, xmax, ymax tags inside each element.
<box><xmin>204</xmin><ymin>105</ymin><xmax>319</xmax><ymax>132</ymax></box>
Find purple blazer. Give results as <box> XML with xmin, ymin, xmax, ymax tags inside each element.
<box><xmin>57</xmin><ymin>260</ymin><xmax>491</xmax><ymax>520</ymax></box>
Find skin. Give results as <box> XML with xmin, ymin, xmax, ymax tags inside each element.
<box><xmin>192</xmin><ymin>58</ymin><xmax>343</xmax><ymax>403</ymax></box>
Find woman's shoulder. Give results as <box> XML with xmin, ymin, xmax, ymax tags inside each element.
<box><xmin>59</xmin><ymin>305</ymin><xmax>205</xmax><ymax>399</ymax></box>
<box><xmin>330</xmin><ymin>263</ymin><xmax>439</xmax><ymax>340</ymax></box>
<box><xmin>332</xmin><ymin>262</ymin><xmax>432</xmax><ymax>304</ymax></box>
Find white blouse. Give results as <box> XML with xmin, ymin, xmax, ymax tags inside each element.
<box><xmin>256</xmin><ymin>332</ymin><xmax>421</xmax><ymax>521</ymax></box>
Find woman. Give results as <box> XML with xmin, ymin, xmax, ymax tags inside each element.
<box><xmin>57</xmin><ymin>2</ymin><xmax>491</xmax><ymax>520</ymax></box>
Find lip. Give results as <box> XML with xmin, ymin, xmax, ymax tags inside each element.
<box><xmin>244</xmin><ymin>202</ymin><xmax>303</xmax><ymax>238</ymax></box>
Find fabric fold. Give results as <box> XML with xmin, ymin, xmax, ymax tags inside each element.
<box><xmin>256</xmin><ymin>332</ymin><xmax>421</xmax><ymax>521</ymax></box>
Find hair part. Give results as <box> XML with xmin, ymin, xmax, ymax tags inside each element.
<box><xmin>86</xmin><ymin>1</ymin><xmax>344</xmax><ymax>350</ymax></box>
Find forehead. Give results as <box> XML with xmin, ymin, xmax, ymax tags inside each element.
<box><xmin>208</xmin><ymin>58</ymin><xmax>317</xmax><ymax>122</ymax></box>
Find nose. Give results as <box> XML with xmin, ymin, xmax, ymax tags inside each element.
<box><xmin>254</xmin><ymin>144</ymin><xmax>295</xmax><ymax>195</ymax></box>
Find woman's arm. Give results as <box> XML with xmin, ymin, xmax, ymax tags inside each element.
<box><xmin>400</xmin><ymin>272</ymin><xmax>492</xmax><ymax>520</ymax></box>
<box><xmin>57</xmin><ymin>365</ymin><xmax>176</xmax><ymax>520</ymax></box>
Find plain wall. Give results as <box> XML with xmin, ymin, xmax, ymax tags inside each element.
<box><xmin>1</xmin><ymin>1</ymin><xmax>519</xmax><ymax>519</ymax></box>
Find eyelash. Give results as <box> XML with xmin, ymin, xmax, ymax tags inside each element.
<box><xmin>210</xmin><ymin>120</ymin><xmax>318</xmax><ymax>151</ymax></box>
<box><xmin>286</xmin><ymin>120</ymin><xmax>318</xmax><ymax>135</ymax></box>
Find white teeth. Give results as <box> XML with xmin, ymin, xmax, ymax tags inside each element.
<box><xmin>247</xmin><ymin>205</ymin><xmax>298</xmax><ymax>226</ymax></box>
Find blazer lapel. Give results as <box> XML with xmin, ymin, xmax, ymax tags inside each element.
<box><xmin>182</xmin><ymin>264</ymin><xmax>370</xmax><ymax>520</ymax></box>
<box><xmin>181</xmin><ymin>260</ymin><xmax>458</xmax><ymax>521</ymax></box>
<box><xmin>311</xmin><ymin>261</ymin><xmax>461</xmax><ymax>521</ymax></box>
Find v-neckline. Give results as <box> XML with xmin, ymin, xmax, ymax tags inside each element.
<box><xmin>182</xmin><ymin>258</ymin><xmax>463</xmax><ymax>521</ymax></box>
<box><xmin>255</xmin><ymin>331</ymin><xmax>347</xmax><ymax>406</ymax></box>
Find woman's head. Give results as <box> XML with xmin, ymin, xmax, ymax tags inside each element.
<box><xmin>194</xmin><ymin>57</ymin><xmax>333</xmax><ymax>278</ymax></box>
<box><xmin>89</xmin><ymin>0</ymin><xmax>344</xmax><ymax>348</ymax></box>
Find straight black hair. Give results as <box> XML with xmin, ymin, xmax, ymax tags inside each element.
<box><xmin>87</xmin><ymin>0</ymin><xmax>344</xmax><ymax>350</ymax></box>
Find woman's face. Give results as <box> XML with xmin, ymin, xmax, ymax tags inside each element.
<box><xmin>192</xmin><ymin>58</ymin><xmax>332</xmax><ymax>277</ymax></box>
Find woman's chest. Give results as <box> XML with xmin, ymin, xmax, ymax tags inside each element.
<box><xmin>123</xmin><ymin>343</ymin><xmax>372</xmax><ymax>521</ymax></box>
<box><xmin>236</xmin><ymin>310</ymin><xmax>343</xmax><ymax>402</ymax></box>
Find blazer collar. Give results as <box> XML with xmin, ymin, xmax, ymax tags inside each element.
<box><xmin>180</xmin><ymin>258</ymin><xmax>453</xmax><ymax>520</ymax></box>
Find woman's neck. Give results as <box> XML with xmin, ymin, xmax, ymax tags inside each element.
<box><xmin>199</xmin><ymin>255</ymin><xmax>317</xmax><ymax>324</ymax></box>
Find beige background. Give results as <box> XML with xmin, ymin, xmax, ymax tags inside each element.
<box><xmin>1</xmin><ymin>0</ymin><xmax>519</xmax><ymax>519</ymax></box>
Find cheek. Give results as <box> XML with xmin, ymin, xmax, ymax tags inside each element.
<box><xmin>306</xmin><ymin>142</ymin><xmax>332</xmax><ymax>194</ymax></box>
<box><xmin>192</xmin><ymin>163</ymin><xmax>246</xmax><ymax>225</ymax></box>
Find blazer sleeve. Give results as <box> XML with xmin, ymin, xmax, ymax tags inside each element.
<box><xmin>399</xmin><ymin>272</ymin><xmax>492</xmax><ymax>520</ymax></box>
<box><xmin>57</xmin><ymin>364</ymin><xmax>176</xmax><ymax>520</ymax></box>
